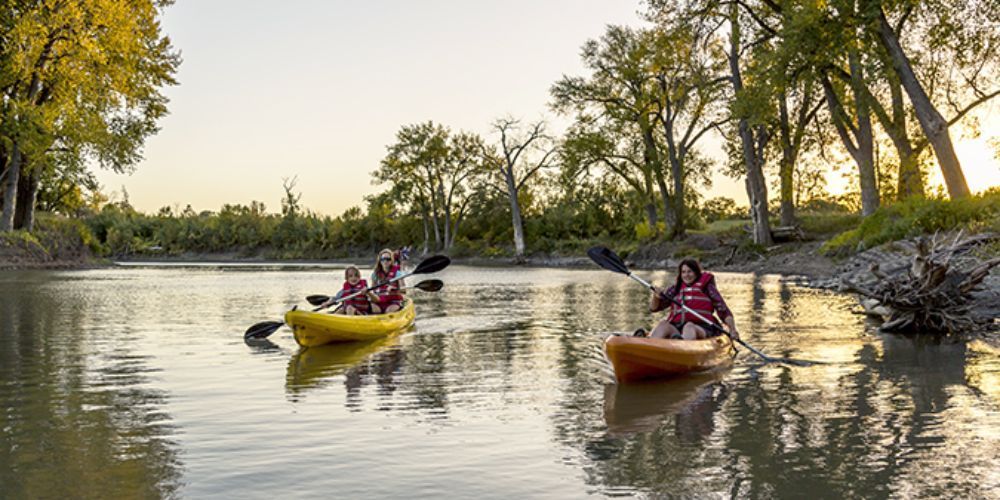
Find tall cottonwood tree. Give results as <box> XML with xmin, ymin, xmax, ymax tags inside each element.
<box><xmin>649</xmin><ymin>23</ymin><xmax>729</xmax><ymax>237</ymax></box>
<box><xmin>552</xmin><ymin>26</ymin><xmax>668</xmax><ymax>235</ymax></box>
<box><xmin>553</xmin><ymin>24</ymin><xmax>726</xmax><ymax>238</ymax></box>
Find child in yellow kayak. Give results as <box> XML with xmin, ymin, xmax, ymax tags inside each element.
<box><xmin>324</xmin><ymin>266</ymin><xmax>379</xmax><ymax>315</ymax></box>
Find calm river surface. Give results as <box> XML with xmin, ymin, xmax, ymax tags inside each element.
<box><xmin>1</xmin><ymin>264</ymin><xmax>998</xmax><ymax>498</ymax></box>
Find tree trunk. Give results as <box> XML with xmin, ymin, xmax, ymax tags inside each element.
<box><xmin>875</xmin><ymin>8</ymin><xmax>969</xmax><ymax>199</ymax></box>
<box><xmin>848</xmin><ymin>49</ymin><xmax>880</xmax><ymax>216</ymax></box>
<box><xmin>778</xmin><ymin>93</ymin><xmax>796</xmax><ymax>226</ymax></box>
<box><xmin>504</xmin><ymin>169</ymin><xmax>526</xmax><ymax>258</ymax></box>
<box><xmin>420</xmin><ymin>206</ymin><xmax>430</xmax><ymax>255</ymax></box>
<box><xmin>746</xmin><ymin>124</ymin><xmax>773</xmax><ymax>246</ymax></box>
<box><xmin>645</xmin><ymin>201</ymin><xmax>658</xmax><ymax>232</ymax></box>
<box><xmin>439</xmin><ymin>184</ymin><xmax>451</xmax><ymax>250</ymax></box>
<box><xmin>639</xmin><ymin>119</ymin><xmax>673</xmax><ymax>236</ymax></box>
<box><xmin>0</xmin><ymin>143</ymin><xmax>23</xmax><ymax>232</ymax></box>
<box><xmin>14</xmin><ymin>162</ymin><xmax>40</xmax><ymax>231</ymax></box>
<box><xmin>430</xmin><ymin>207</ymin><xmax>441</xmax><ymax>251</ymax></box>
<box><xmin>643</xmin><ymin>169</ymin><xmax>658</xmax><ymax>231</ymax></box>
<box><xmin>654</xmin><ymin>168</ymin><xmax>675</xmax><ymax>236</ymax></box>
<box><xmin>879</xmin><ymin>75</ymin><xmax>924</xmax><ymax>199</ymax></box>
<box><xmin>822</xmin><ymin>65</ymin><xmax>878</xmax><ymax>216</ymax></box>
<box><xmin>728</xmin><ymin>2</ymin><xmax>773</xmax><ymax>245</ymax></box>
<box><xmin>669</xmin><ymin>152</ymin><xmax>686</xmax><ymax>239</ymax></box>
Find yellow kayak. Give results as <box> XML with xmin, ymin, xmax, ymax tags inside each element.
<box><xmin>285</xmin><ymin>300</ymin><xmax>415</xmax><ymax>347</ymax></box>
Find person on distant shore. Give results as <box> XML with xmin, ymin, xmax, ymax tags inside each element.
<box><xmin>370</xmin><ymin>248</ymin><xmax>405</xmax><ymax>314</ymax></box>
<box><xmin>637</xmin><ymin>259</ymin><xmax>740</xmax><ymax>341</ymax></box>
<box><xmin>323</xmin><ymin>266</ymin><xmax>379</xmax><ymax>315</ymax></box>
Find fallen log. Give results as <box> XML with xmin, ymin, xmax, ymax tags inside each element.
<box><xmin>841</xmin><ymin>232</ymin><xmax>1000</xmax><ymax>334</ymax></box>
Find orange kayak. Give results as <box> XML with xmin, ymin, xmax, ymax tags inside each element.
<box><xmin>605</xmin><ymin>334</ymin><xmax>734</xmax><ymax>383</ymax></box>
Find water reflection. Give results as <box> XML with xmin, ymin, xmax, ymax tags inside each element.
<box><xmin>0</xmin><ymin>271</ymin><xmax>182</xmax><ymax>498</ymax></box>
<box><xmin>285</xmin><ymin>335</ymin><xmax>403</xmax><ymax>400</ymax></box>
<box><xmin>603</xmin><ymin>371</ymin><xmax>727</xmax><ymax>437</ymax></box>
<box><xmin>1</xmin><ymin>266</ymin><xmax>997</xmax><ymax>498</ymax></box>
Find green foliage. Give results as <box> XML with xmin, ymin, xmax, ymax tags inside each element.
<box><xmin>0</xmin><ymin>230</ymin><xmax>46</xmax><ymax>256</ymax></box>
<box><xmin>1</xmin><ymin>213</ymin><xmax>99</xmax><ymax>263</ymax></box>
<box><xmin>701</xmin><ymin>197</ymin><xmax>741</xmax><ymax>223</ymax></box>
<box><xmin>797</xmin><ymin>213</ymin><xmax>862</xmax><ymax>236</ymax></box>
<box><xmin>820</xmin><ymin>192</ymin><xmax>1000</xmax><ymax>256</ymax></box>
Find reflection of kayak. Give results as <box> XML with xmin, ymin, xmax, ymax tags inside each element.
<box><xmin>604</xmin><ymin>334</ymin><xmax>734</xmax><ymax>383</ymax></box>
<box><xmin>286</xmin><ymin>335</ymin><xmax>401</xmax><ymax>393</ymax></box>
<box><xmin>285</xmin><ymin>300</ymin><xmax>415</xmax><ymax>347</ymax></box>
<box><xmin>603</xmin><ymin>370</ymin><xmax>726</xmax><ymax>436</ymax></box>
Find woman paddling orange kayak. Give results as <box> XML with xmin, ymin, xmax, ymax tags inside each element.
<box><xmin>639</xmin><ymin>258</ymin><xmax>740</xmax><ymax>341</ymax></box>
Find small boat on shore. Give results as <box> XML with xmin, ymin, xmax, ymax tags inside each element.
<box><xmin>604</xmin><ymin>334</ymin><xmax>734</xmax><ymax>383</ymax></box>
<box><xmin>285</xmin><ymin>300</ymin><xmax>415</xmax><ymax>347</ymax></box>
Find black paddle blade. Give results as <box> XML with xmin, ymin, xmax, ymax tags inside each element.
<box><xmin>413</xmin><ymin>279</ymin><xmax>444</xmax><ymax>292</ymax></box>
<box><xmin>244</xmin><ymin>321</ymin><xmax>283</xmax><ymax>340</ymax></box>
<box><xmin>587</xmin><ymin>246</ymin><xmax>630</xmax><ymax>275</ymax></box>
<box><xmin>412</xmin><ymin>255</ymin><xmax>451</xmax><ymax>275</ymax></box>
<box><xmin>305</xmin><ymin>294</ymin><xmax>329</xmax><ymax>306</ymax></box>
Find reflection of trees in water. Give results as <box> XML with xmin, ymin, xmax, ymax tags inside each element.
<box><xmin>289</xmin><ymin>283</ymin><xmax>548</xmax><ymax>420</ymax></box>
<box><xmin>564</xmin><ymin>342</ymin><xmax>978</xmax><ymax>497</ymax></box>
<box><xmin>0</xmin><ymin>274</ymin><xmax>182</xmax><ymax>498</ymax></box>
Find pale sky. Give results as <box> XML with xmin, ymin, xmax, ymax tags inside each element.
<box><xmin>95</xmin><ymin>1</ymin><xmax>998</xmax><ymax>216</ymax></box>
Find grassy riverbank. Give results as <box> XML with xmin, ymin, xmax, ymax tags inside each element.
<box><xmin>0</xmin><ymin>214</ymin><xmax>101</xmax><ymax>269</ymax></box>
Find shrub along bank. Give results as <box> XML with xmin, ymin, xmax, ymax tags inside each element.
<box><xmin>820</xmin><ymin>190</ymin><xmax>1000</xmax><ymax>257</ymax></box>
<box><xmin>0</xmin><ymin>214</ymin><xmax>99</xmax><ymax>269</ymax></box>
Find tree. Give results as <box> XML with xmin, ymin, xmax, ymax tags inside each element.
<box><xmin>559</xmin><ymin>116</ymin><xmax>659</xmax><ymax>233</ymax></box>
<box><xmin>726</xmin><ymin>2</ymin><xmax>775</xmax><ymax>244</ymax></box>
<box><xmin>649</xmin><ymin>22</ymin><xmax>729</xmax><ymax>237</ymax></box>
<box><xmin>552</xmin><ymin>26</ymin><xmax>671</xmax><ymax>235</ymax></box>
<box><xmin>487</xmin><ymin>118</ymin><xmax>557</xmax><ymax>259</ymax></box>
<box><xmin>0</xmin><ymin>0</ymin><xmax>179</xmax><ymax>231</ymax></box>
<box><xmin>553</xmin><ymin>24</ymin><xmax>726</xmax><ymax>238</ymax></box>
<box><xmin>373</xmin><ymin>122</ymin><xmax>489</xmax><ymax>252</ymax></box>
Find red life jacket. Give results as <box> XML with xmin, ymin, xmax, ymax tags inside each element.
<box><xmin>373</xmin><ymin>265</ymin><xmax>404</xmax><ymax>302</ymax></box>
<box><xmin>342</xmin><ymin>279</ymin><xmax>370</xmax><ymax>312</ymax></box>
<box><xmin>668</xmin><ymin>272</ymin><xmax>720</xmax><ymax>325</ymax></box>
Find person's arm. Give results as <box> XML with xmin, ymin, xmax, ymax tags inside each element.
<box><xmin>706</xmin><ymin>280</ymin><xmax>739</xmax><ymax>340</ymax></box>
<box><xmin>650</xmin><ymin>284</ymin><xmax>677</xmax><ymax>313</ymax></box>
<box><xmin>322</xmin><ymin>285</ymin><xmax>349</xmax><ymax>308</ymax></box>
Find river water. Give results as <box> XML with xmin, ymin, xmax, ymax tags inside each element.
<box><xmin>1</xmin><ymin>265</ymin><xmax>998</xmax><ymax>498</ymax></box>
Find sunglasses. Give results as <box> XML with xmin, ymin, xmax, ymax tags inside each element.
<box><xmin>380</xmin><ymin>257</ymin><xmax>392</xmax><ymax>261</ymax></box>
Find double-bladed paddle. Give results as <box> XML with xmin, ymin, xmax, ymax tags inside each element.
<box><xmin>586</xmin><ymin>246</ymin><xmax>819</xmax><ymax>367</ymax></box>
<box><xmin>305</xmin><ymin>279</ymin><xmax>444</xmax><ymax>307</ymax></box>
<box><xmin>244</xmin><ymin>255</ymin><xmax>451</xmax><ymax>340</ymax></box>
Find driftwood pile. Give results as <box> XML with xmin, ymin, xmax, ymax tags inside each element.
<box><xmin>842</xmin><ymin>232</ymin><xmax>1000</xmax><ymax>334</ymax></box>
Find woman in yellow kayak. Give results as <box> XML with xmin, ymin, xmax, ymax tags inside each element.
<box><xmin>640</xmin><ymin>258</ymin><xmax>740</xmax><ymax>341</ymax></box>
<box><xmin>370</xmin><ymin>248</ymin><xmax>405</xmax><ymax>314</ymax></box>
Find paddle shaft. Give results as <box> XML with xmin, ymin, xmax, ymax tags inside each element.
<box><xmin>315</xmin><ymin>270</ymin><xmax>412</xmax><ymax>311</ymax></box>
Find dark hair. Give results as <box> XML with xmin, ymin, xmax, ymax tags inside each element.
<box><xmin>674</xmin><ymin>258</ymin><xmax>703</xmax><ymax>289</ymax></box>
